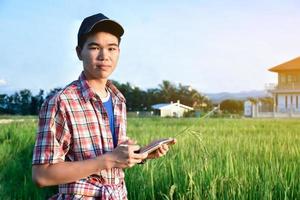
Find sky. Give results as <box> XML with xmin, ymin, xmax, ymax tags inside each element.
<box><xmin>0</xmin><ymin>0</ymin><xmax>300</xmax><ymax>94</ymax></box>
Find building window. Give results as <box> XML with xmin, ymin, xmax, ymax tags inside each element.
<box><xmin>287</xmin><ymin>75</ymin><xmax>292</xmax><ymax>84</ymax></box>
<box><xmin>280</xmin><ymin>74</ymin><xmax>286</xmax><ymax>84</ymax></box>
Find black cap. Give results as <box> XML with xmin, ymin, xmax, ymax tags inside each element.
<box><xmin>77</xmin><ymin>13</ymin><xmax>124</xmax><ymax>47</ymax></box>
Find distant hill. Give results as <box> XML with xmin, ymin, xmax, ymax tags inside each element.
<box><xmin>205</xmin><ymin>90</ymin><xmax>270</xmax><ymax>104</ymax></box>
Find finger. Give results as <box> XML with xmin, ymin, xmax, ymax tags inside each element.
<box><xmin>127</xmin><ymin>158</ymin><xmax>144</xmax><ymax>166</ymax></box>
<box><xmin>116</xmin><ymin>157</ymin><xmax>141</xmax><ymax>168</ymax></box>
<box><xmin>128</xmin><ymin>144</ymin><xmax>140</xmax><ymax>152</ymax></box>
<box><xmin>161</xmin><ymin>144</ymin><xmax>169</xmax><ymax>151</ymax></box>
<box><xmin>158</xmin><ymin>146</ymin><xmax>167</xmax><ymax>155</ymax></box>
<box><xmin>118</xmin><ymin>144</ymin><xmax>128</xmax><ymax>148</ymax></box>
<box><xmin>127</xmin><ymin>139</ymin><xmax>137</xmax><ymax>145</ymax></box>
<box><xmin>148</xmin><ymin>148</ymin><xmax>162</xmax><ymax>158</ymax></box>
<box><xmin>115</xmin><ymin>159</ymin><xmax>130</xmax><ymax>169</ymax></box>
<box><xmin>132</xmin><ymin>152</ymin><xmax>148</xmax><ymax>160</ymax></box>
<box><xmin>169</xmin><ymin>138</ymin><xmax>176</xmax><ymax>145</ymax></box>
<box><xmin>156</xmin><ymin>150</ymin><xmax>164</xmax><ymax>157</ymax></box>
<box><xmin>119</xmin><ymin>137</ymin><xmax>137</xmax><ymax>145</ymax></box>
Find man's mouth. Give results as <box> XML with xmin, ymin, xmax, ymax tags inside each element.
<box><xmin>96</xmin><ymin>64</ymin><xmax>110</xmax><ymax>69</ymax></box>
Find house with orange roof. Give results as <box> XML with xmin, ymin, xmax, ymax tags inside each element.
<box><xmin>268</xmin><ymin>56</ymin><xmax>300</xmax><ymax>116</ymax></box>
<box><xmin>245</xmin><ymin>56</ymin><xmax>300</xmax><ymax>118</ymax></box>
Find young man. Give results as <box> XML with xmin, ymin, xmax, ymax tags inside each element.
<box><xmin>32</xmin><ymin>13</ymin><xmax>175</xmax><ymax>199</ymax></box>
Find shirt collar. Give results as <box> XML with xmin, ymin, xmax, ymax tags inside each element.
<box><xmin>78</xmin><ymin>71</ymin><xmax>126</xmax><ymax>103</ymax></box>
<box><xmin>78</xmin><ymin>72</ymin><xmax>95</xmax><ymax>102</ymax></box>
<box><xmin>106</xmin><ymin>80</ymin><xmax>126</xmax><ymax>103</ymax></box>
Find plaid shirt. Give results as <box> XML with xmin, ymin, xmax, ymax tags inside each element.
<box><xmin>32</xmin><ymin>72</ymin><xmax>127</xmax><ymax>199</ymax></box>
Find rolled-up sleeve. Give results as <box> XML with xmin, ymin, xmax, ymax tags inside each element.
<box><xmin>32</xmin><ymin>95</ymin><xmax>71</xmax><ymax>165</ymax></box>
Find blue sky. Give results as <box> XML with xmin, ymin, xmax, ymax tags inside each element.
<box><xmin>0</xmin><ymin>0</ymin><xmax>300</xmax><ymax>94</ymax></box>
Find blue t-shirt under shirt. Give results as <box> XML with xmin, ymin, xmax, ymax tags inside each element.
<box><xmin>102</xmin><ymin>92</ymin><xmax>117</xmax><ymax>147</ymax></box>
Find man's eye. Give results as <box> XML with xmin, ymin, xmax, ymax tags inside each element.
<box><xmin>89</xmin><ymin>47</ymin><xmax>99</xmax><ymax>50</ymax></box>
<box><xmin>108</xmin><ymin>47</ymin><xmax>117</xmax><ymax>51</ymax></box>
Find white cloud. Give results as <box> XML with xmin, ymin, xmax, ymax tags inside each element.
<box><xmin>0</xmin><ymin>79</ymin><xmax>7</xmax><ymax>86</ymax></box>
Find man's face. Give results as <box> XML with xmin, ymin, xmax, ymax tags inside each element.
<box><xmin>77</xmin><ymin>32</ymin><xmax>120</xmax><ymax>80</ymax></box>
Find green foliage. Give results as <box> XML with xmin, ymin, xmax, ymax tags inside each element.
<box><xmin>0</xmin><ymin>120</ymin><xmax>56</xmax><ymax>199</ymax></box>
<box><xmin>0</xmin><ymin>90</ymin><xmax>44</xmax><ymax>115</ymax></box>
<box><xmin>0</xmin><ymin>118</ymin><xmax>299</xmax><ymax>199</ymax></box>
<box><xmin>220</xmin><ymin>99</ymin><xmax>244</xmax><ymax>114</ymax></box>
<box><xmin>1</xmin><ymin>80</ymin><xmax>212</xmax><ymax>114</ymax></box>
<box><xmin>125</xmin><ymin>118</ymin><xmax>300</xmax><ymax>199</ymax></box>
<box><xmin>183</xmin><ymin>110</ymin><xmax>196</xmax><ymax>118</ymax></box>
<box><xmin>158</xmin><ymin>81</ymin><xmax>212</xmax><ymax>110</ymax></box>
<box><xmin>113</xmin><ymin>80</ymin><xmax>212</xmax><ymax>111</ymax></box>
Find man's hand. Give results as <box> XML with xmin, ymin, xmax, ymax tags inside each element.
<box><xmin>147</xmin><ymin>138</ymin><xmax>177</xmax><ymax>159</ymax></box>
<box><xmin>107</xmin><ymin>139</ymin><xmax>148</xmax><ymax>168</ymax></box>
<box><xmin>32</xmin><ymin>138</ymin><xmax>147</xmax><ymax>187</ymax></box>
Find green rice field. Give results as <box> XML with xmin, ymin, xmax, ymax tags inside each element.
<box><xmin>0</xmin><ymin>117</ymin><xmax>299</xmax><ymax>199</ymax></box>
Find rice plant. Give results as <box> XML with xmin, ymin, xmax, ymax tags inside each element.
<box><xmin>0</xmin><ymin>117</ymin><xmax>299</xmax><ymax>199</ymax></box>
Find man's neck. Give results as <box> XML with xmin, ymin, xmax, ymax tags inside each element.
<box><xmin>83</xmin><ymin>72</ymin><xmax>108</xmax><ymax>96</ymax></box>
<box><xmin>88</xmin><ymin>78</ymin><xmax>107</xmax><ymax>93</ymax></box>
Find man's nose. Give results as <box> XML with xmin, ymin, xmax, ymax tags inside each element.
<box><xmin>97</xmin><ymin>48</ymin><xmax>108</xmax><ymax>60</ymax></box>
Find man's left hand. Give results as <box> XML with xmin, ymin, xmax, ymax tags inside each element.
<box><xmin>146</xmin><ymin>139</ymin><xmax>176</xmax><ymax>159</ymax></box>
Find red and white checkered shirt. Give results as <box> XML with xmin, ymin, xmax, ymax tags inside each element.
<box><xmin>32</xmin><ymin>72</ymin><xmax>128</xmax><ymax>199</ymax></box>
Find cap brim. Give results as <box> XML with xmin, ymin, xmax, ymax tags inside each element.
<box><xmin>89</xmin><ymin>19</ymin><xmax>124</xmax><ymax>38</ymax></box>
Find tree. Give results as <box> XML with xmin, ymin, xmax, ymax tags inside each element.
<box><xmin>0</xmin><ymin>94</ymin><xmax>8</xmax><ymax>114</ymax></box>
<box><xmin>30</xmin><ymin>89</ymin><xmax>44</xmax><ymax>115</ymax></box>
<box><xmin>158</xmin><ymin>81</ymin><xmax>212</xmax><ymax>110</ymax></box>
<box><xmin>46</xmin><ymin>87</ymin><xmax>62</xmax><ymax>100</ymax></box>
<box><xmin>220</xmin><ymin>99</ymin><xmax>244</xmax><ymax>114</ymax></box>
<box><xmin>0</xmin><ymin>80</ymin><xmax>213</xmax><ymax>115</ymax></box>
<box><xmin>9</xmin><ymin>92</ymin><xmax>22</xmax><ymax>114</ymax></box>
<box><xmin>158</xmin><ymin>80</ymin><xmax>177</xmax><ymax>102</ymax></box>
<box><xmin>19</xmin><ymin>89</ymin><xmax>32</xmax><ymax>115</ymax></box>
<box><xmin>0</xmin><ymin>89</ymin><xmax>45</xmax><ymax>115</ymax></box>
<box><xmin>145</xmin><ymin>88</ymin><xmax>161</xmax><ymax>109</ymax></box>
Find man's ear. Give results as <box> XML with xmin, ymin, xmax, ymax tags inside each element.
<box><xmin>76</xmin><ymin>46</ymin><xmax>82</xmax><ymax>60</ymax></box>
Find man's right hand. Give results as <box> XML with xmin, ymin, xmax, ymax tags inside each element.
<box><xmin>105</xmin><ymin>139</ymin><xmax>148</xmax><ymax>169</ymax></box>
<box><xmin>32</xmin><ymin>138</ymin><xmax>147</xmax><ymax>187</ymax></box>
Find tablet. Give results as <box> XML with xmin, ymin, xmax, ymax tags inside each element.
<box><xmin>135</xmin><ymin>138</ymin><xmax>175</xmax><ymax>154</ymax></box>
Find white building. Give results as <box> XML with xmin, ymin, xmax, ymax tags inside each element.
<box><xmin>151</xmin><ymin>100</ymin><xmax>193</xmax><ymax>117</ymax></box>
<box><xmin>244</xmin><ymin>100</ymin><xmax>265</xmax><ymax>118</ymax></box>
<box><xmin>244</xmin><ymin>100</ymin><xmax>253</xmax><ymax>117</ymax></box>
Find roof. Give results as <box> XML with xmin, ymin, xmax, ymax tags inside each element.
<box><xmin>268</xmin><ymin>56</ymin><xmax>300</xmax><ymax>72</ymax></box>
<box><xmin>151</xmin><ymin>102</ymin><xmax>193</xmax><ymax>110</ymax></box>
<box><xmin>151</xmin><ymin>103</ymin><xmax>170</xmax><ymax>109</ymax></box>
